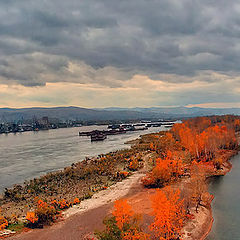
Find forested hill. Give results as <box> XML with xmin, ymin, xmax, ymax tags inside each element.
<box><xmin>1</xmin><ymin>106</ymin><xmax>240</xmax><ymax>122</ymax></box>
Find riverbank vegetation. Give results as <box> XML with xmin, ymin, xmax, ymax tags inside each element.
<box><xmin>0</xmin><ymin>143</ymin><xmax>146</xmax><ymax>232</ymax></box>
<box><xmin>0</xmin><ymin>115</ymin><xmax>239</xmax><ymax>238</ymax></box>
<box><xmin>97</xmin><ymin>115</ymin><xmax>240</xmax><ymax>239</ymax></box>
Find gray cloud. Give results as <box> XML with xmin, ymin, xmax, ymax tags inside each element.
<box><xmin>0</xmin><ymin>0</ymin><xmax>240</xmax><ymax>89</ymax></box>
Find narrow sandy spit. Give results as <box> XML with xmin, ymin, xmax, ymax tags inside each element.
<box><xmin>64</xmin><ymin>153</ymin><xmax>151</xmax><ymax>218</ymax></box>
<box><xmin>181</xmin><ymin>204</ymin><xmax>213</xmax><ymax>240</ymax></box>
<box><xmin>63</xmin><ymin>172</ymin><xmax>146</xmax><ymax>218</ymax></box>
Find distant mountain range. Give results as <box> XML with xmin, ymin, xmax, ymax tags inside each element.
<box><xmin>0</xmin><ymin>107</ymin><xmax>149</xmax><ymax>122</ymax></box>
<box><xmin>98</xmin><ymin>107</ymin><xmax>240</xmax><ymax>115</ymax></box>
<box><xmin>1</xmin><ymin>106</ymin><xmax>240</xmax><ymax>122</ymax></box>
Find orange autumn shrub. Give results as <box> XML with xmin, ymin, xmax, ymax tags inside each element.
<box><xmin>119</xmin><ymin>171</ymin><xmax>130</xmax><ymax>179</ymax></box>
<box><xmin>141</xmin><ymin>174</ymin><xmax>156</xmax><ymax>187</ymax></box>
<box><xmin>112</xmin><ymin>199</ymin><xmax>133</xmax><ymax>229</ymax></box>
<box><xmin>149</xmin><ymin>142</ymin><xmax>155</xmax><ymax>151</ymax></box>
<box><xmin>123</xmin><ymin>229</ymin><xmax>149</xmax><ymax>240</ymax></box>
<box><xmin>50</xmin><ymin>199</ymin><xmax>58</xmax><ymax>207</ymax></box>
<box><xmin>0</xmin><ymin>216</ymin><xmax>8</xmax><ymax>231</ymax></box>
<box><xmin>142</xmin><ymin>151</ymin><xmax>184</xmax><ymax>187</ymax></box>
<box><xmin>26</xmin><ymin>211</ymin><xmax>38</xmax><ymax>224</ymax></box>
<box><xmin>58</xmin><ymin>199</ymin><xmax>70</xmax><ymax>209</ymax></box>
<box><xmin>150</xmin><ymin>187</ymin><xmax>186</xmax><ymax>240</ymax></box>
<box><xmin>96</xmin><ymin>199</ymin><xmax>149</xmax><ymax>240</ymax></box>
<box><xmin>128</xmin><ymin>158</ymin><xmax>140</xmax><ymax>171</ymax></box>
<box><xmin>35</xmin><ymin>199</ymin><xmax>56</xmax><ymax>224</ymax></box>
<box><xmin>73</xmin><ymin>198</ymin><xmax>80</xmax><ymax>205</ymax></box>
<box><xmin>26</xmin><ymin>198</ymin><xmax>75</xmax><ymax>227</ymax></box>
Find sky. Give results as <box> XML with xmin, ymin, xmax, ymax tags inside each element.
<box><xmin>1</xmin><ymin>0</ymin><xmax>240</xmax><ymax>108</ymax></box>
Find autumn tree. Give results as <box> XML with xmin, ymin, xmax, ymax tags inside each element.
<box><xmin>147</xmin><ymin>132</ymin><xmax>178</xmax><ymax>155</ymax></box>
<box><xmin>142</xmin><ymin>151</ymin><xmax>184</xmax><ymax>187</ymax></box>
<box><xmin>172</xmin><ymin>117</ymin><xmax>238</xmax><ymax>162</ymax></box>
<box><xmin>123</xmin><ymin>228</ymin><xmax>149</xmax><ymax>240</ymax></box>
<box><xmin>96</xmin><ymin>199</ymin><xmax>149</xmax><ymax>240</ymax></box>
<box><xmin>112</xmin><ymin>199</ymin><xmax>134</xmax><ymax>229</ymax></box>
<box><xmin>156</xmin><ymin>132</ymin><xmax>177</xmax><ymax>154</ymax></box>
<box><xmin>234</xmin><ymin>118</ymin><xmax>240</xmax><ymax>131</ymax></box>
<box><xmin>189</xmin><ymin>164</ymin><xmax>211</xmax><ymax>212</ymax></box>
<box><xmin>150</xmin><ymin>187</ymin><xmax>186</xmax><ymax>240</ymax></box>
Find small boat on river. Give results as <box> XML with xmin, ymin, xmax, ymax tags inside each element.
<box><xmin>90</xmin><ymin>131</ymin><xmax>107</xmax><ymax>141</ymax></box>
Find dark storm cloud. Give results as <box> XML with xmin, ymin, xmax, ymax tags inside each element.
<box><xmin>0</xmin><ymin>0</ymin><xmax>240</xmax><ymax>87</ymax></box>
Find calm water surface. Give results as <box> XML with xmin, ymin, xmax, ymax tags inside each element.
<box><xmin>0</xmin><ymin>125</ymin><xmax>166</xmax><ymax>193</ymax></box>
<box><xmin>207</xmin><ymin>153</ymin><xmax>240</xmax><ymax>240</ymax></box>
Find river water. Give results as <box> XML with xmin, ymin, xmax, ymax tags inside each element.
<box><xmin>0</xmin><ymin>125</ymin><xmax>167</xmax><ymax>193</ymax></box>
<box><xmin>207</xmin><ymin>153</ymin><xmax>240</xmax><ymax>240</ymax></box>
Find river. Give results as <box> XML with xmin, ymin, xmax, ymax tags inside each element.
<box><xmin>0</xmin><ymin>125</ymin><xmax>167</xmax><ymax>193</ymax></box>
<box><xmin>207</xmin><ymin>153</ymin><xmax>240</xmax><ymax>240</ymax></box>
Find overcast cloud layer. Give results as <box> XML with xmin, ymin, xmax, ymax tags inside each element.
<box><xmin>1</xmin><ymin>0</ymin><xmax>240</xmax><ymax>107</ymax></box>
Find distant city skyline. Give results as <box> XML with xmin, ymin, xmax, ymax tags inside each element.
<box><xmin>1</xmin><ymin>1</ymin><xmax>240</xmax><ymax>108</ymax></box>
